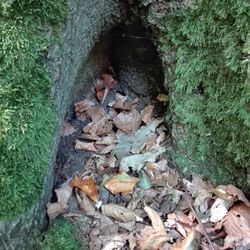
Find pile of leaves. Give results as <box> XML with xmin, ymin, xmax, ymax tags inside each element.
<box><xmin>48</xmin><ymin>74</ymin><xmax>250</xmax><ymax>250</ymax></box>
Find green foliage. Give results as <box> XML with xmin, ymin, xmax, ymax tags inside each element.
<box><xmin>30</xmin><ymin>220</ymin><xmax>82</xmax><ymax>250</ymax></box>
<box><xmin>158</xmin><ymin>0</ymin><xmax>250</xmax><ymax>185</ymax></box>
<box><xmin>0</xmin><ymin>0</ymin><xmax>66</xmax><ymax>219</ymax></box>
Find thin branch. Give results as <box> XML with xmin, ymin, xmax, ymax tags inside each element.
<box><xmin>183</xmin><ymin>188</ymin><xmax>215</xmax><ymax>250</ymax></box>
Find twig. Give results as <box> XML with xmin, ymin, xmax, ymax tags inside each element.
<box><xmin>183</xmin><ymin>188</ymin><xmax>215</xmax><ymax>250</ymax></box>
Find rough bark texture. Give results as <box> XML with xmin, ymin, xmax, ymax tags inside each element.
<box><xmin>0</xmin><ymin>1</ymin><xmax>123</xmax><ymax>249</ymax></box>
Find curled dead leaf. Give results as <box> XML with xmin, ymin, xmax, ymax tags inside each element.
<box><xmin>139</xmin><ymin>233</ymin><xmax>169</xmax><ymax>250</ymax></box>
<box><xmin>104</xmin><ymin>172</ymin><xmax>139</xmax><ymax>194</ymax></box>
<box><xmin>75</xmin><ymin>190</ymin><xmax>96</xmax><ymax>216</ymax></box>
<box><xmin>112</xmin><ymin>93</ymin><xmax>138</xmax><ymax>111</ymax></box>
<box><xmin>222</xmin><ymin>203</ymin><xmax>250</xmax><ymax>249</ymax></box>
<box><xmin>141</xmin><ymin>105</ymin><xmax>155</xmax><ymax>123</ymax></box>
<box><xmin>75</xmin><ymin>140</ymin><xmax>99</xmax><ymax>152</ymax></box>
<box><xmin>70</xmin><ymin>175</ymin><xmax>98</xmax><ymax>203</ymax></box>
<box><xmin>144</xmin><ymin>206</ymin><xmax>166</xmax><ymax>234</ymax></box>
<box><xmin>211</xmin><ymin>185</ymin><xmax>235</xmax><ymax>202</ymax></box>
<box><xmin>172</xmin><ymin>230</ymin><xmax>201</xmax><ymax>250</ymax></box>
<box><xmin>46</xmin><ymin>181</ymin><xmax>73</xmax><ymax>220</ymax></box>
<box><xmin>226</xmin><ymin>184</ymin><xmax>250</xmax><ymax>207</ymax></box>
<box><xmin>102</xmin><ymin>204</ymin><xmax>142</xmax><ymax>222</ymax></box>
<box><xmin>47</xmin><ymin>202</ymin><xmax>66</xmax><ymax>220</ymax></box>
<box><xmin>113</xmin><ymin>109</ymin><xmax>142</xmax><ymax>133</ymax></box>
<box><xmin>60</xmin><ymin>122</ymin><xmax>76</xmax><ymax>137</ymax></box>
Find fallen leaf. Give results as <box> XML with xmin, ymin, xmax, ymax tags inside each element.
<box><xmin>78</xmin><ymin>133</ymin><xmax>101</xmax><ymax>141</ymax></box>
<box><xmin>144</xmin><ymin>206</ymin><xmax>166</xmax><ymax>234</ymax></box>
<box><xmin>46</xmin><ymin>181</ymin><xmax>73</xmax><ymax>220</ymax></box>
<box><xmin>104</xmin><ymin>172</ymin><xmax>139</xmax><ymax>194</ymax></box>
<box><xmin>172</xmin><ymin>230</ymin><xmax>201</xmax><ymax>250</ymax></box>
<box><xmin>120</xmin><ymin>147</ymin><xmax>165</xmax><ymax>172</ymax></box>
<box><xmin>113</xmin><ymin>109</ymin><xmax>142</xmax><ymax>133</ymax></box>
<box><xmin>95</xmin><ymin>134</ymin><xmax>117</xmax><ymax>145</ymax></box>
<box><xmin>118</xmin><ymin>221</ymin><xmax>136</xmax><ymax>231</ymax></box>
<box><xmin>127</xmin><ymin>189</ymin><xmax>145</xmax><ymax>210</ymax></box>
<box><xmin>75</xmin><ymin>140</ymin><xmax>99</xmax><ymax>152</ymax></box>
<box><xmin>104</xmin><ymin>154</ymin><xmax>117</xmax><ymax>168</ymax></box>
<box><xmin>98</xmin><ymin>144</ymin><xmax>114</xmax><ymax>155</ymax></box>
<box><xmin>95</xmin><ymin>73</ymin><xmax>117</xmax><ymax>103</ymax></box>
<box><xmin>86</xmin><ymin>106</ymin><xmax>106</xmax><ymax>122</ymax></box>
<box><xmin>60</xmin><ymin>122</ymin><xmax>76</xmax><ymax>137</ymax></box>
<box><xmin>101</xmin><ymin>233</ymin><xmax>128</xmax><ymax>250</ymax></box>
<box><xmin>141</xmin><ymin>105</ymin><xmax>155</xmax><ymax>123</ymax></box>
<box><xmin>46</xmin><ymin>202</ymin><xmax>66</xmax><ymax>220</ymax></box>
<box><xmin>112</xmin><ymin>93</ymin><xmax>138</xmax><ymax>111</ymax></box>
<box><xmin>193</xmin><ymin>189</ymin><xmax>212</xmax><ymax>214</ymax></box>
<box><xmin>137</xmin><ymin>170</ymin><xmax>152</xmax><ymax>189</ymax></box>
<box><xmin>75</xmin><ymin>190</ymin><xmax>96</xmax><ymax>216</ymax></box>
<box><xmin>222</xmin><ymin>203</ymin><xmax>250</xmax><ymax>249</ymax></box>
<box><xmin>102</xmin><ymin>204</ymin><xmax>142</xmax><ymax>222</ymax></box>
<box><xmin>139</xmin><ymin>233</ymin><xmax>169</xmax><ymax>250</ymax></box>
<box><xmin>83</xmin><ymin>116</ymin><xmax>113</xmax><ymax>136</ymax></box>
<box><xmin>70</xmin><ymin>175</ymin><xmax>99</xmax><ymax>203</ymax></box>
<box><xmin>210</xmin><ymin>197</ymin><xmax>233</xmax><ymax>222</ymax></box>
<box><xmin>226</xmin><ymin>184</ymin><xmax>250</xmax><ymax>207</ymax></box>
<box><xmin>75</xmin><ymin>99</ymin><xmax>95</xmax><ymax>112</ymax></box>
<box><xmin>211</xmin><ymin>185</ymin><xmax>235</xmax><ymax>202</ymax></box>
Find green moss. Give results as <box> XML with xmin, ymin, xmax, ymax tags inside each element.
<box><xmin>154</xmin><ymin>0</ymin><xmax>250</xmax><ymax>186</ymax></box>
<box><xmin>0</xmin><ymin>0</ymin><xmax>66</xmax><ymax>219</ymax></box>
<box><xmin>31</xmin><ymin>220</ymin><xmax>82</xmax><ymax>250</ymax></box>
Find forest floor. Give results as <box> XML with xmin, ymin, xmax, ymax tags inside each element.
<box><xmin>46</xmin><ymin>73</ymin><xmax>250</xmax><ymax>250</ymax></box>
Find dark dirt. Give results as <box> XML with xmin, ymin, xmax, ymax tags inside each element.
<box><xmin>53</xmin><ymin>21</ymin><xmax>167</xmax><ymax>190</ymax></box>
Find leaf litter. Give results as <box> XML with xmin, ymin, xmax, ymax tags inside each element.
<box><xmin>48</xmin><ymin>72</ymin><xmax>250</xmax><ymax>249</ymax></box>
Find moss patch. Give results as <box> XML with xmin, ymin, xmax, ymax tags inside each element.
<box><xmin>30</xmin><ymin>220</ymin><xmax>82</xmax><ymax>250</ymax></box>
<box><xmin>0</xmin><ymin>0</ymin><xmax>66</xmax><ymax>219</ymax></box>
<box><xmin>150</xmin><ymin>0</ymin><xmax>250</xmax><ymax>186</ymax></box>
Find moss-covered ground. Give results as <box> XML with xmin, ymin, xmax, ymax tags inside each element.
<box><xmin>149</xmin><ymin>0</ymin><xmax>250</xmax><ymax>186</ymax></box>
<box><xmin>0</xmin><ymin>1</ymin><xmax>66</xmax><ymax>219</ymax></box>
<box><xmin>30</xmin><ymin>220</ymin><xmax>82</xmax><ymax>250</ymax></box>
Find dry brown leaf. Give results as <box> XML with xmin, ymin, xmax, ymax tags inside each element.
<box><xmin>104</xmin><ymin>172</ymin><xmax>139</xmax><ymax>194</ymax></box>
<box><xmin>75</xmin><ymin>140</ymin><xmax>99</xmax><ymax>152</ymax></box>
<box><xmin>211</xmin><ymin>185</ymin><xmax>235</xmax><ymax>202</ymax></box>
<box><xmin>141</xmin><ymin>105</ymin><xmax>155</xmax><ymax>123</ymax></box>
<box><xmin>104</xmin><ymin>154</ymin><xmax>117</xmax><ymax>168</ymax></box>
<box><xmin>75</xmin><ymin>99</ymin><xmax>95</xmax><ymax>113</ymax></box>
<box><xmin>70</xmin><ymin>175</ymin><xmax>99</xmax><ymax>203</ymax></box>
<box><xmin>100</xmin><ymin>233</ymin><xmax>128</xmax><ymax>250</ymax></box>
<box><xmin>102</xmin><ymin>204</ymin><xmax>142</xmax><ymax>222</ymax></box>
<box><xmin>139</xmin><ymin>233</ymin><xmax>170</xmax><ymax>250</ymax></box>
<box><xmin>226</xmin><ymin>184</ymin><xmax>250</xmax><ymax>207</ymax></box>
<box><xmin>98</xmin><ymin>144</ymin><xmax>114</xmax><ymax>155</ymax></box>
<box><xmin>46</xmin><ymin>181</ymin><xmax>73</xmax><ymax>220</ymax></box>
<box><xmin>75</xmin><ymin>190</ymin><xmax>96</xmax><ymax>216</ymax></box>
<box><xmin>194</xmin><ymin>189</ymin><xmax>212</xmax><ymax>214</ymax></box>
<box><xmin>172</xmin><ymin>230</ymin><xmax>201</xmax><ymax>250</ymax></box>
<box><xmin>222</xmin><ymin>203</ymin><xmax>250</xmax><ymax>249</ymax></box>
<box><xmin>95</xmin><ymin>74</ymin><xmax>117</xmax><ymax>103</ymax></box>
<box><xmin>191</xmin><ymin>174</ymin><xmax>211</xmax><ymax>191</ymax></box>
<box><xmin>46</xmin><ymin>202</ymin><xmax>66</xmax><ymax>220</ymax></box>
<box><xmin>78</xmin><ymin>133</ymin><xmax>101</xmax><ymax>141</ymax></box>
<box><xmin>55</xmin><ymin>181</ymin><xmax>73</xmax><ymax>208</ymax></box>
<box><xmin>83</xmin><ymin>116</ymin><xmax>113</xmax><ymax>136</ymax></box>
<box><xmin>113</xmin><ymin>109</ymin><xmax>142</xmax><ymax>133</ymax></box>
<box><xmin>112</xmin><ymin>93</ymin><xmax>139</xmax><ymax>111</ymax></box>
<box><xmin>60</xmin><ymin>122</ymin><xmax>76</xmax><ymax>137</ymax></box>
<box><xmin>95</xmin><ymin>134</ymin><xmax>116</xmax><ymax>145</ymax></box>
<box><xmin>144</xmin><ymin>206</ymin><xmax>166</xmax><ymax>234</ymax></box>
<box><xmin>86</xmin><ymin>106</ymin><xmax>106</xmax><ymax>122</ymax></box>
